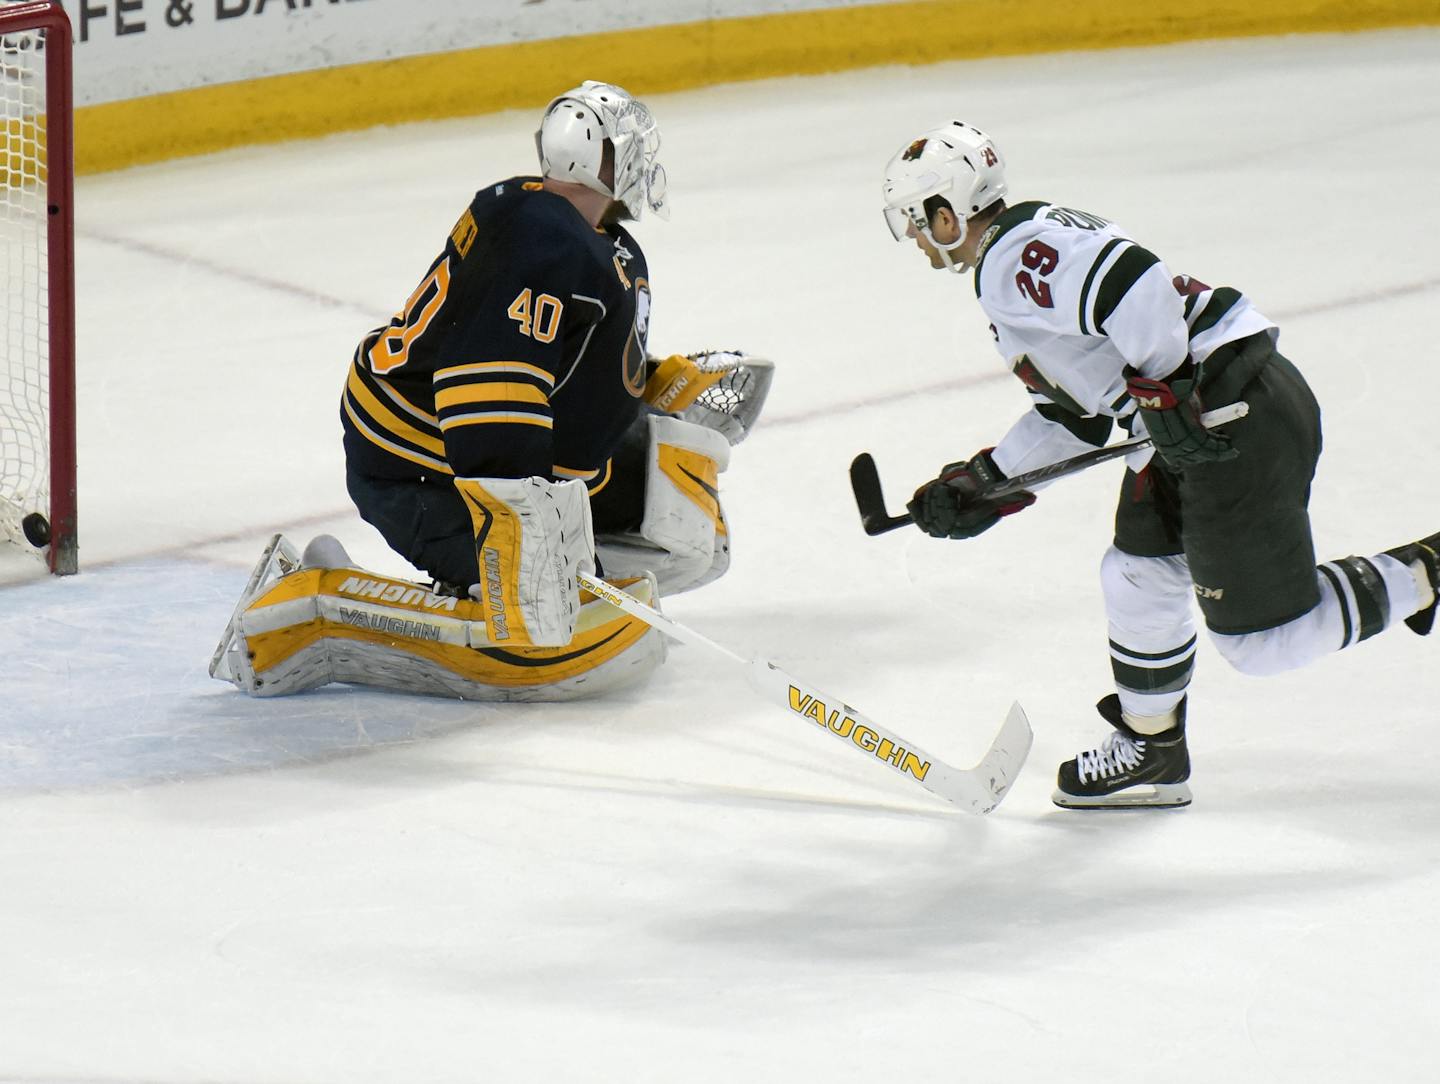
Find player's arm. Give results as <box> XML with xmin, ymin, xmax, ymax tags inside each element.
<box><xmin>437</xmin><ymin>286</ymin><xmax>572</xmax><ymax>479</ymax></box>
<box><xmin>907</xmin><ymin>391</ymin><xmax>1112</xmax><ymax>541</ymax></box>
<box><xmin>906</xmin><ymin>449</ymin><xmax>1035</xmax><ymax>541</ymax></box>
<box><xmin>1100</xmin><ymin>252</ymin><xmax>1237</xmax><ymax>467</ymax></box>
<box><xmin>990</xmin><ymin>395</ymin><xmax>1113</xmax><ymax>478</ymax></box>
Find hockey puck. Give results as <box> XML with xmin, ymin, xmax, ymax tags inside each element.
<box><xmin>21</xmin><ymin>512</ymin><xmax>51</xmax><ymax>548</ymax></box>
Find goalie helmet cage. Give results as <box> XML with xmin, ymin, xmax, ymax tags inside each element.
<box><xmin>0</xmin><ymin>0</ymin><xmax>75</xmax><ymax>575</ymax></box>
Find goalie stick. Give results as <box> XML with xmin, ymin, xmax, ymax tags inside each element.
<box><xmin>850</xmin><ymin>401</ymin><xmax>1250</xmax><ymax>536</ymax></box>
<box><xmin>577</xmin><ymin>572</ymin><xmax>1032</xmax><ymax>814</ymax></box>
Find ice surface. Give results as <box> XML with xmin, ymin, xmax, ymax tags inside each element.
<box><xmin>2</xmin><ymin>29</ymin><xmax>1439</xmax><ymax>1083</ymax></box>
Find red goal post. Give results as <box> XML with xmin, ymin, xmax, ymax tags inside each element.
<box><xmin>0</xmin><ymin>0</ymin><xmax>75</xmax><ymax>574</ymax></box>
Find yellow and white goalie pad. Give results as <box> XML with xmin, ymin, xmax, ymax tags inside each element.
<box><xmin>453</xmin><ymin>474</ymin><xmax>594</xmax><ymax>648</ymax></box>
<box><xmin>595</xmin><ymin>414</ymin><xmax>732</xmax><ymax>594</ymax></box>
<box><xmin>208</xmin><ymin>534</ymin><xmax>666</xmax><ymax>703</ymax></box>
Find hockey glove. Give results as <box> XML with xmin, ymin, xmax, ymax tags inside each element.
<box><xmin>907</xmin><ymin>450</ymin><xmax>1036</xmax><ymax>540</ymax></box>
<box><xmin>643</xmin><ymin>351</ymin><xmax>775</xmax><ymax>445</ymax></box>
<box><xmin>1124</xmin><ymin>358</ymin><xmax>1238</xmax><ymax>469</ymax></box>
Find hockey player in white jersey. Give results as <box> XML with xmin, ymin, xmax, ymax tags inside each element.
<box><xmin>880</xmin><ymin>120</ymin><xmax>1439</xmax><ymax>809</ymax></box>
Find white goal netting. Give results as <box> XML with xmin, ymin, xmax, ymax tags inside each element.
<box><xmin>1</xmin><ymin>14</ymin><xmax>54</xmax><ymax>561</ymax></box>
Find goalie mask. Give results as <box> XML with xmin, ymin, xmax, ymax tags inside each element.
<box><xmin>536</xmin><ymin>80</ymin><xmax>669</xmax><ymax>221</ymax></box>
<box><xmin>882</xmin><ymin>121</ymin><xmax>1006</xmax><ymax>272</ymax></box>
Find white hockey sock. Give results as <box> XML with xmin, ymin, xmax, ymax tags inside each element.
<box><xmin>1121</xmin><ymin>705</ymin><xmax>1181</xmax><ymax>736</ymax></box>
<box><xmin>1378</xmin><ymin>551</ymin><xmax>1435</xmax><ymax>612</ymax></box>
<box><xmin>1101</xmin><ymin>548</ymin><xmax>1197</xmax><ymax>726</ymax></box>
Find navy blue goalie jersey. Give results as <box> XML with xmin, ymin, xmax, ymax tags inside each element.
<box><xmin>342</xmin><ymin>177</ymin><xmax>652</xmax><ymax>491</ymax></box>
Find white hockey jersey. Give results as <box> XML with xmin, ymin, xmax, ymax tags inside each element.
<box><xmin>973</xmin><ymin>202</ymin><xmax>1276</xmax><ymax>477</ymax></box>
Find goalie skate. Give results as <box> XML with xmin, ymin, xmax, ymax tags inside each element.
<box><xmin>208</xmin><ymin>533</ymin><xmax>303</xmax><ymax>687</ymax></box>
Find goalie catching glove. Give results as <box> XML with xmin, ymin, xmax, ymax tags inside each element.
<box><xmin>643</xmin><ymin>350</ymin><xmax>774</xmax><ymax>445</ymax></box>
<box><xmin>908</xmin><ymin>449</ymin><xmax>1036</xmax><ymax>540</ymax></box>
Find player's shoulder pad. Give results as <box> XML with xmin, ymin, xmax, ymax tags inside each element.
<box><xmin>975</xmin><ymin>201</ymin><xmax>1133</xmax><ymax>302</ymax></box>
<box><xmin>605</xmin><ymin>222</ymin><xmax>648</xmax><ymax>284</ymax></box>
<box><xmin>974</xmin><ymin>200</ymin><xmax>1051</xmax><ymax>297</ymax></box>
<box><xmin>472</xmin><ymin>176</ymin><xmax>609</xmax><ymax>283</ymax></box>
<box><xmin>477</xmin><ymin>176</ymin><xmax>599</xmax><ymax>245</ymax></box>
<box><xmin>608</xmin><ymin>221</ymin><xmax>644</xmax><ymax>253</ymax></box>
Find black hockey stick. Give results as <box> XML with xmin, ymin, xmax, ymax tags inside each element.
<box><xmin>850</xmin><ymin>401</ymin><xmax>1249</xmax><ymax>537</ymax></box>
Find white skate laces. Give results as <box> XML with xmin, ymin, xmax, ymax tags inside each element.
<box><xmin>1076</xmin><ymin>732</ymin><xmax>1146</xmax><ymax>783</ymax></box>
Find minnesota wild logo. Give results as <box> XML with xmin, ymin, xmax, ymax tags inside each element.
<box><xmin>901</xmin><ymin>138</ymin><xmax>928</xmax><ymax>161</ymax></box>
<box><xmin>1011</xmin><ymin>354</ymin><xmax>1085</xmax><ymax>416</ymax></box>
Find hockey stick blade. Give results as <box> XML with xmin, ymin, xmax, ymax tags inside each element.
<box><xmin>850</xmin><ymin>401</ymin><xmax>1249</xmax><ymax>535</ymax></box>
<box><xmin>849</xmin><ymin>452</ymin><xmax>912</xmax><ymax>536</ymax></box>
<box><xmin>577</xmin><ymin>572</ymin><xmax>1032</xmax><ymax>812</ymax></box>
<box><xmin>747</xmin><ymin>659</ymin><xmax>1033</xmax><ymax>813</ymax></box>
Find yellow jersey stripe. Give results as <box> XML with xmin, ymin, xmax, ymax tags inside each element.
<box><xmin>350</xmin><ymin>345</ymin><xmax>441</xmax><ymax>427</ymax></box>
<box><xmin>439</xmin><ymin>412</ymin><xmax>554</xmax><ymax>431</ymax></box>
<box><xmin>436</xmin><ymin>361</ymin><xmax>554</xmax><ymax>387</ymax></box>
<box><xmin>435</xmin><ymin>382</ymin><xmax>549</xmax><ymax>410</ymax></box>
<box><xmin>343</xmin><ymin>397</ymin><xmax>452</xmax><ymax>474</ymax></box>
<box><xmin>369</xmin><ymin>369</ymin><xmax>440</xmax><ymax>427</ymax></box>
<box><xmin>346</xmin><ymin>367</ymin><xmax>446</xmax><ymax>457</ymax></box>
<box><xmin>586</xmin><ymin>458</ymin><xmax>614</xmax><ymax>496</ymax></box>
<box><xmin>553</xmin><ymin>464</ymin><xmax>601</xmax><ymax>481</ymax></box>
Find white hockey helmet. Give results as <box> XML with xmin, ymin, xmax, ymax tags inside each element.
<box><xmin>536</xmin><ymin>80</ymin><xmax>668</xmax><ymax>221</ymax></box>
<box><xmin>881</xmin><ymin>121</ymin><xmax>1007</xmax><ymax>270</ymax></box>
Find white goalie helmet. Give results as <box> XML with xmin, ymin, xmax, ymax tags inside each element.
<box><xmin>881</xmin><ymin>121</ymin><xmax>1007</xmax><ymax>271</ymax></box>
<box><xmin>536</xmin><ymin>80</ymin><xmax>669</xmax><ymax>221</ymax></box>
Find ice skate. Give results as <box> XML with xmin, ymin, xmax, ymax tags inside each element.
<box><xmin>300</xmin><ymin>533</ymin><xmax>356</xmax><ymax>570</ymax></box>
<box><xmin>1384</xmin><ymin>530</ymin><xmax>1440</xmax><ymax>635</ymax></box>
<box><xmin>1053</xmin><ymin>694</ymin><xmax>1192</xmax><ymax>810</ymax></box>
<box><xmin>208</xmin><ymin>533</ymin><xmax>303</xmax><ymax>686</ymax></box>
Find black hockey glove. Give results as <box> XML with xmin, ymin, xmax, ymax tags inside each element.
<box><xmin>907</xmin><ymin>449</ymin><xmax>1036</xmax><ymax>540</ymax></box>
<box><xmin>1124</xmin><ymin>358</ymin><xmax>1238</xmax><ymax>469</ymax></box>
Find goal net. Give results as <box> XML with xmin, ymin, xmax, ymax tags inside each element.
<box><xmin>1</xmin><ymin>0</ymin><xmax>74</xmax><ymax>574</ymax></box>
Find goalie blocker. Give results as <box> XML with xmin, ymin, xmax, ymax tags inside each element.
<box><xmin>596</xmin><ymin>413</ymin><xmax>733</xmax><ymax>593</ymax></box>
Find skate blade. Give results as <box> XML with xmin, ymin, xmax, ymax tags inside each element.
<box><xmin>1051</xmin><ymin>781</ymin><xmax>1193</xmax><ymax>810</ymax></box>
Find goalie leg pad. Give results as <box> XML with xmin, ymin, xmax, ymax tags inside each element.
<box><xmin>595</xmin><ymin>414</ymin><xmax>732</xmax><ymax>594</ymax></box>
<box><xmin>209</xmin><ymin>542</ymin><xmax>666</xmax><ymax>701</ymax></box>
<box><xmin>454</xmin><ymin>475</ymin><xmax>596</xmax><ymax>648</ymax></box>
<box><xmin>209</xmin><ymin>534</ymin><xmax>316</xmax><ymax>692</ymax></box>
